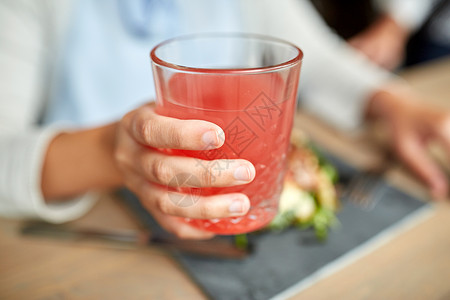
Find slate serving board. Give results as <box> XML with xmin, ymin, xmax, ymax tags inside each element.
<box><xmin>120</xmin><ymin>153</ymin><xmax>431</xmax><ymax>300</ymax></box>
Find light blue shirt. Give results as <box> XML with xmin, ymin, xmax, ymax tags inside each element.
<box><xmin>44</xmin><ymin>0</ymin><xmax>242</xmax><ymax>127</ymax></box>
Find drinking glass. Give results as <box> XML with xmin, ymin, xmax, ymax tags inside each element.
<box><xmin>151</xmin><ymin>33</ymin><xmax>303</xmax><ymax>234</ymax></box>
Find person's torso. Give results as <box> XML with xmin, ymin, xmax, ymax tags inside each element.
<box><xmin>44</xmin><ymin>0</ymin><xmax>242</xmax><ymax>127</ymax></box>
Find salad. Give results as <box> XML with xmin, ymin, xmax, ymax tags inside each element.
<box><xmin>235</xmin><ymin>129</ymin><xmax>339</xmax><ymax>249</ymax></box>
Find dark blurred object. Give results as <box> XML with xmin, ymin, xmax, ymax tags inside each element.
<box><xmin>21</xmin><ymin>221</ymin><xmax>250</xmax><ymax>259</ymax></box>
<box><xmin>310</xmin><ymin>0</ymin><xmax>377</xmax><ymax>39</ymax></box>
<box><xmin>406</xmin><ymin>0</ymin><xmax>450</xmax><ymax>66</ymax></box>
<box><xmin>310</xmin><ymin>0</ymin><xmax>450</xmax><ymax>67</ymax></box>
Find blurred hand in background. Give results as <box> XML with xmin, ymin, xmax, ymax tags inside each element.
<box><xmin>349</xmin><ymin>15</ymin><xmax>410</xmax><ymax>70</ymax></box>
<box><xmin>367</xmin><ymin>86</ymin><xmax>450</xmax><ymax>198</ymax></box>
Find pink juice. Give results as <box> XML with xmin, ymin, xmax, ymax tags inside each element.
<box><xmin>155</xmin><ymin>72</ymin><xmax>299</xmax><ymax>234</ymax></box>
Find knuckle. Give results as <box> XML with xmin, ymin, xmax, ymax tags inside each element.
<box><xmin>114</xmin><ymin>147</ymin><xmax>129</xmax><ymax>166</ymax></box>
<box><xmin>157</xmin><ymin>194</ymin><xmax>171</xmax><ymax>215</ymax></box>
<box><xmin>150</xmin><ymin>158</ymin><xmax>171</xmax><ymax>184</ymax></box>
<box><xmin>139</xmin><ymin>119</ymin><xmax>154</xmax><ymax>144</ymax></box>
<box><xmin>174</xmin><ymin>227</ymin><xmax>190</xmax><ymax>239</ymax></box>
<box><xmin>130</xmin><ymin>113</ymin><xmax>157</xmax><ymax>145</ymax></box>
<box><xmin>198</xmin><ymin>201</ymin><xmax>215</xmax><ymax>219</ymax></box>
<box><xmin>167</xmin><ymin>125</ymin><xmax>182</xmax><ymax>148</ymax></box>
<box><xmin>200</xmin><ymin>164</ymin><xmax>215</xmax><ymax>186</ymax></box>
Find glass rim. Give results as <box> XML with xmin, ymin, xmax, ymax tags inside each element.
<box><xmin>150</xmin><ymin>33</ymin><xmax>303</xmax><ymax>74</ymax></box>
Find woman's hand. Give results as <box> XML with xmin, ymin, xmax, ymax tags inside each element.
<box><xmin>114</xmin><ymin>103</ymin><xmax>256</xmax><ymax>239</ymax></box>
<box><xmin>41</xmin><ymin>103</ymin><xmax>254</xmax><ymax>239</ymax></box>
<box><xmin>367</xmin><ymin>87</ymin><xmax>450</xmax><ymax>199</ymax></box>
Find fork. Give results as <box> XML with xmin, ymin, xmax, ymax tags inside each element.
<box><xmin>344</xmin><ymin>152</ymin><xmax>393</xmax><ymax>211</ymax></box>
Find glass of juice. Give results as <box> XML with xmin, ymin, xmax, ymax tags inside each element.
<box><xmin>150</xmin><ymin>33</ymin><xmax>303</xmax><ymax>234</ymax></box>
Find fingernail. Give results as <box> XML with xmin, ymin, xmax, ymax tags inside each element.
<box><xmin>202</xmin><ymin>130</ymin><xmax>220</xmax><ymax>148</ymax></box>
<box><xmin>229</xmin><ymin>200</ymin><xmax>244</xmax><ymax>213</ymax></box>
<box><xmin>234</xmin><ymin>165</ymin><xmax>254</xmax><ymax>182</ymax></box>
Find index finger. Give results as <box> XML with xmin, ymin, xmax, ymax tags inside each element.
<box><xmin>123</xmin><ymin>104</ymin><xmax>225</xmax><ymax>150</ymax></box>
<box><xmin>395</xmin><ymin>130</ymin><xmax>448</xmax><ymax>199</ymax></box>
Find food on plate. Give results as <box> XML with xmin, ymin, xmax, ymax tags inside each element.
<box><xmin>268</xmin><ymin>128</ymin><xmax>339</xmax><ymax>239</ymax></box>
<box><xmin>234</xmin><ymin>129</ymin><xmax>339</xmax><ymax>248</ymax></box>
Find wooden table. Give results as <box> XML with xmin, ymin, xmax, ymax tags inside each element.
<box><xmin>1</xmin><ymin>58</ymin><xmax>450</xmax><ymax>300</ymax></box>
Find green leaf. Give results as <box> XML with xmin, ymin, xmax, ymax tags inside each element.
<box><xmin>311</xmin><ymin>207</ymin><xmax>339</xmax><ymax>240</ymax></box>
<box><xmin>322</xmin><ymin>163</ymin><xmax>338</xmax><ymax>183</ymax></box>
<box><xmin>268</xmin><ymin>210</ymin><xmax>296</xmax><ymax>231</ymax></box>
<box><xmin>234</xmin><ymin>234</ymin><xmax>249</xmax><ymax>250</ymax></box>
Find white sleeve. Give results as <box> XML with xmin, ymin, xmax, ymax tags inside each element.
<box><xmin>0</xmin><ymin>0</ymin><xmax>95</xmax><ymax>223</ymax></box>
<box><xmin>374</xmin><ymin>0</ymin><xmax>439</xmax><ymax>31</ymax></box>
<box><xmin>243</xmin><ymin>0</ymin><xmax>393</xmax><ymax>131</ymax></box>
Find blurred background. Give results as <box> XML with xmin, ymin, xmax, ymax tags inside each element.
<box><xmin>311</xmin><ymin>0</ymin><xmax>450</xmax><ymax>68</ymax></box>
